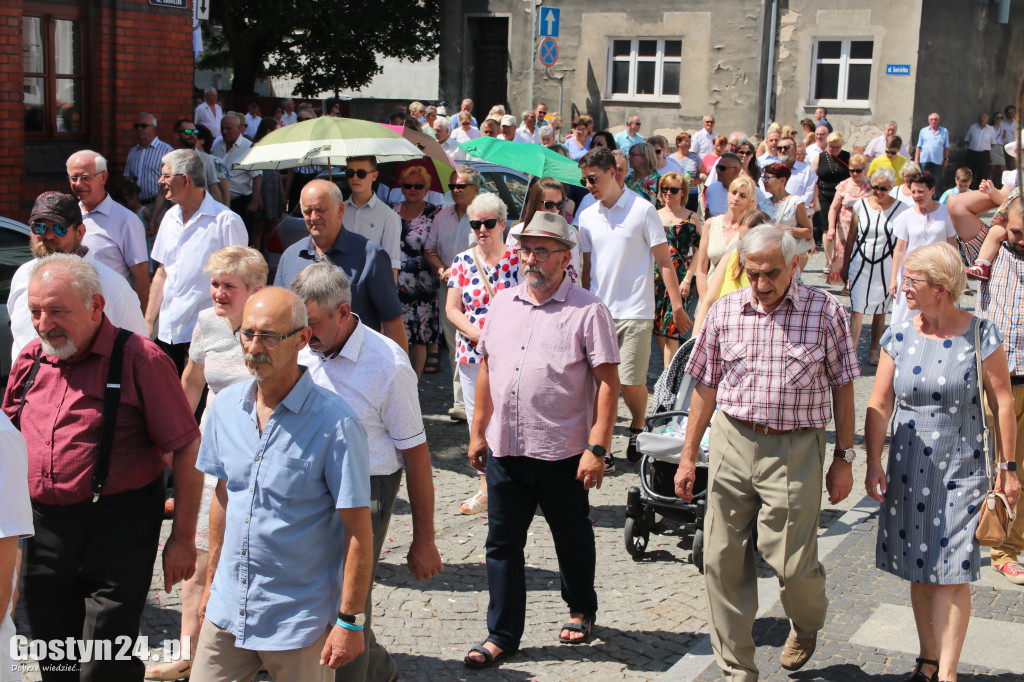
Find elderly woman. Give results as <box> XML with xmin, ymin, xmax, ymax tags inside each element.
<box><xmin>826</xmin><ymin>153</ymin><xmax>873</xmax><ymax>286</ymax></box>
<box><xmin>892</xmin><ymin>160</ymin><xmax>923</xmax><ymax>207</ymax></box>
<box><xmin>839</xmin><ymin>167</ymin><xmax>907</xmax><ymax>365</ymax></box>
<box><xmin>653</xmin><ymin>172</ymin><xmax>701</xmax><ymax>365</ymax></box>
<box><xmin>691</xmin><ymin>175</ymin><xmax>758</xmax><ymax>299</ymax></box>
<box><xmin>447</xmin><ymin>193</ymin><xmax>520</xmax><ymax>515</ymax></box>
<box><xmin>814</xmin><ymin>131</ymin><xmax>851</xmax><ymax>263</ymax></box>
<box><xmin>548</xmin><ymin>112</ymin><xmax>563</xmax><ymax>141</ymax></box>
<box><xmin>565</xmin><ymin>117</ymin><xmax>591</xmax><ymax>161</ymax></box>
<box><xmin>625</xmin><ymin>142</ymin><xmax>661</xmax><ymax>204</ymax></box>
<box><xmin>667</xmin><ymin>132</ymin><xmax>707</xmax><ymax>213</ymax></box>
<box><xmin>864</xmin><ymin>243</ymin><xmax>1019</xmax><ymax>682</ymax></box>
<box><xmin>450</xmin><ymin>111</ymin><xmax>481</xmax><ymax>161</ymax></box>
<box><xmin>648</xmin><ymin>134</ymin><xmax>682</xmax><ymax>176</ymax></box>
<box><xmin>392</xmin><ymin>165</ymin><xmax>442</xmax><ymax>377</ymax></box>
<box><xmin>590</xmin><ymin>130</ymin><xmax>617</xmax><ymax>151</ymax></box>
<box><xmin>145</xmin><ymin>246</ymin><xmax>267</xmax><ymax>680</ymax></box>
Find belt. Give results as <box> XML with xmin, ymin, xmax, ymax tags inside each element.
<box><xmin>729</xmin><ymin>415</ymin><xmax>805</xmax><ymax>435</ymax></box>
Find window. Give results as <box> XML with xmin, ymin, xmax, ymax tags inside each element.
<box><xmin>23</xmin><ymin>13</ymin><xmax>87</xmax><ymax>137</ymax></box>
<box><xmin>606</xmin><ymin>39</ymin><xmax>681</xmax><ymax>100</ymax></box>
<box><xmin>810</xmin><ymin>39</ymin><xmax>873</xmax><ymax>106</ymax></box>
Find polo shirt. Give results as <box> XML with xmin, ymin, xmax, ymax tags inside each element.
<box><xmin>123</xmin><ymin>138</ymin><xmax>173</xmax><ymax>201</ymax></box>
<box><xmin>196</xmin><ymin>369</ymin><xmax>370</xmax><ymax>650</ymax></box>
<box><xmin>2</xmin><ymin>317</ymin><xmax>200</xmax><ymax>505</ymax></box>
<box><xmin>151</xmin><ymin>191</ymin><xmax>248</xmax><ymax>344</ymax></box>
<box><xmin>342</xmin><ymin>193</ymin><xmax>402</xmax><ymax>270</ymax></box>
<box><xmin>273</xmin><ymin>228</ymin><xmax>402</xmax><ymax>332</ymax></box>
<box><xmin>80</xmin><ymin>193</ymin><xmax>149</xmax><ymax>281</ymax></box>
<box><xmin>299</xmin><ymin>318</ymin><xmax>426</xmax><ymax>476</ymax></box>
<box><xmin>578</xmin><ymin>188</ymin><xmax>665</xmax><ymax>320</ymax></box>
<box><xmin>916</xmin><ymin>126</ymin><xmax>949</xmax><ymax>165</ymax></box>
<box><xmin>211</xmin><ymin>136</ymin><xmax>262</xmax><ymax>199</ymax></box>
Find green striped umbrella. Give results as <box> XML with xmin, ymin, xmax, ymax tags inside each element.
<box><xmin>457</xmin><ymin>137</ymin><xmax>582</xmax><ymax>185</ymax></box>
<box><xmin>233</xmin><ymin>117</ymin><xmax>423</xmax><ymax>171</ymax></box>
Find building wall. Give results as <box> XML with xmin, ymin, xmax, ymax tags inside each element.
<box><xmin>1</xmin><ymin>0</ymin><xmax>194</xmax><ymax>219</ymax></box>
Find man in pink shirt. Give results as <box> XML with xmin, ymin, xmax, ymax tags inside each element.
<box><xmin>462</xmin><ymin>212</ymin><xmax>620</xmax><ymax>670</ymax></box>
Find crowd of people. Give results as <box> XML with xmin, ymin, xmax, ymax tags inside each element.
<box><xmin>0</xmin><ymin>89</ymin><xmax>1022</xmax><ymax>682</ymax></box>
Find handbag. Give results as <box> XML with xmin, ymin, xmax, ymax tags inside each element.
<box><xmin>973</xmin><ymin>319</ymin><xmax>1017</xmax><ymax>546</ymax></box>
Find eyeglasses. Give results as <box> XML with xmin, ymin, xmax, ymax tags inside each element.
<box><xmin>519</xmin><ymin>247</ymin><xmax>568</xmax><ymax>262</ymax></box>
<box><xmin>31</xmin><ymin>221</ymin><xmax>70</xmax><ymax>237</ymax></box>
<box><xmin>469</xmin><ymin>218</ymin><xmax>499</xmax><ymax>230</ymax></box>
<box><xmin>450</xmin><ymin>183</ymin><xmax>473</xmax><ymax>190</ymax></box>
<box><xmin>580</xmin><ymin>169</ymin><xmax>609</xmax><ymax>186</ymax></box>
<box><xmin>849</xmin><ymin>168</ymin><xmax>865</xmax><ymax>173</ymax></box>
<box><xmin>238</xmin><ymin>327</ymin><xmax>305</xmax><ymax>348</ymax></box>
<box><xmin>133</xmin><ymin>123</ymin><xmax>154</xmax><ymax>129</ymax></box>
<box><xmin>402</xmin><ymin>183</ymin><xmax>425</xmax><ymax>190</ymax></box>
<box><xmin>343</xmin><ymin>168</ymin><xmax>372</xmax><ymax>179</ymax></box>
<box><xmin>654</xmin><ymin>148</ymin><xmax>664</xmax><ymax>155</ymax></box>
<box><xmin>736</xmin><ymin>150</ymin><xmax>752</xmax><ymax>156</ymax></box>
<box><xmin>176</xmin><ymin>128</ymin><xmax>199</xmax><ymax>135</ymax></box>
<box><xmin>902</xmin><ymin>275</ymin><xmax>929</xmax><ymax>289</ymax></box>
<box><xmin>541</xmin><ymin>200</ymin><xmax>566</xmax><ymax>211</ymax></box>
<box><xmin>160</xmin><ymin>172</ymin><xmax>185</xmax><ymax>180</ymax></box>
<box><xmin>777</xmin><ymin>145</ymin><xmax>793</xmax><ymax>152</ymax></box>
<box><xmin>630</xmin><ymin>121</ymin><xmax>641</xmax><ymax>126</ymax></box>
<box><xmin>68</xmin><ymin>173</ymin><xmax>103</xmax><ymax>183</ymax></box>
<box><xmin>870</xmin><ymin>185</ymin><xmax>890</xmax><ymax>192</ymax></box>
<box><xmin>660</xmin><ymin>186</ymin><xmax>682</xmax><ymax>195</ymax></box>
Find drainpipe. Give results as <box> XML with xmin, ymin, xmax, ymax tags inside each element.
<box><xmin>996</xmin><ymin>0</ymin><xmax>1010</xmax><ymax>24</ymax></box>
<box><xmin>762</xmin><ymin>0</ymin><xmax>778</xmax><ymax>134</ymax></box>
<box><xmin>528</xmin><ymin>0</ymin><xmax>539</xmax><ymax>113</ymax></box>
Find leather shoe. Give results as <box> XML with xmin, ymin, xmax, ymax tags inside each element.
<box><xmin>779</xmin><ymin>632</ymin><xmax>816</xmax><ymax>671</ymax></box>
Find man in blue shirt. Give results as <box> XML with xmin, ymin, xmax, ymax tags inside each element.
<box><xmin>274</xmin><ymin>179</ymin><xmax>408</xmax><ymax>352</ymax></box>
<box><xmin>915</xmin><ymin>112</ymin><xmax>950</xmax><ymax>197</ymax></box>
<box><xmin>614</xmin><ymin>115</ymin><xmax>643</xmax><ymax>154</ymax></box>
<box><xmin>192</xmin><ymin>287</ymin><xmax>374</xmax><ymax>681</ymax></box>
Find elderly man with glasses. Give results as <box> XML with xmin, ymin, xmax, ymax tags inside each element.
<box><xmin>915</xmin><ymin>112</ymin><xmax>950</xmax><ymax>196</ymax></box>
<box><xmin>124</xmin><ymin>111</ymin><xmax>174</xmax><ymax>236</ymax></box>
<box><xmin>614</xmin><ymin>115</ymin><xmax>643</xmax><ymax>154</ymax></box>
<box><xmin>692</xmin><ymin>115</ymin><xmax>721</xmax><ymax>158</ymax></box>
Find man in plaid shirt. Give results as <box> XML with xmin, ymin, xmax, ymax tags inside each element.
<box><xmin>675</xmin><ymin>224</ymin><xmax>859</xmax><ymax>681</ymax></box>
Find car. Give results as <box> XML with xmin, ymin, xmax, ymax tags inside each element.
<box><xmin>264</xmin><ymin>162</ymin><xmax>531</xmax><ymax>282</ymax></box>
<box><xmin>0</xmin><ymin>216</ymin><xmax>33</xmax><ymax>388</ymax></box>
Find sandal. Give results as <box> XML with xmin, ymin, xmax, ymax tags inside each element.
<box><xmin>463</xmin><ymin>642</ymin><xmax>516</xmax><ymax>669</ymax></box>
<box><xmin>144</xmin><ymin>661</ymin><xmax>191</xmax><ymax>680</ymax></box>
<box><xmin>902</xmin><ymin>657</ymin><xmax>938</xmax><ymax>682</ymax></box>
<box><xmin>869</xmin><ymin>347</ymin><xmax>880</xmax><ymax>366</ymax></box>
<box><xmin>423</xmin><ymin>351</ymin><xmax>440</xmax><ymax>374</ymax></box>
<box><xmin>459</xmin><ymin>492</ymin><xmax>487</xmax><ymax>515</ymax></box>
<box><xmin>558</xmin><ymin>613</ymin><xmax>595</xmax><ymax>644</ymax></box>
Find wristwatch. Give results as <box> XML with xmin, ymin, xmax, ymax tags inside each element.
<box><xmin>337</xmin><ymin>611</ymin><xmax>366</xmax><ymax>627</ymax></box>
<box><xmin>834</xmin><ymin>447</ymin><xmax>856</xmax><ymax>463</ymax></box>
<box><xmin>587</xmin><ymin>444</ymin><xmax>607</xmax><ymax>458</ymax></box>
<box><xmin>998</xmin><ymin>461</ymin><xmax>1018</xmax><ymax>471</ymax></box>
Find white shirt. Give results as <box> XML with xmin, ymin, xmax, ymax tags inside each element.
<box><xmin>786</xmin><ymin>161</ymin><xmax>818</xmax><ymax>213</ymax></box>
<box><xmin>80</xmin><ymin>194</ymin><xmax>149</xmax><ymax>282</ymax></box>
<box><xmin>194</xmin><ymin>102</ymin><xmax>223</xmax><ymax>133</ymax></box>
<box><xmin>211</xmin><ymin>136</ymin><xmax>262</xmax><ymax>199</ymax></box>
<box><xmin>449</xmin><ymin>127</ymin><xmax>481</xmax><ymax>161</ymax></box>
<box><xmin>439</xmin><ymin>136</ymin><xmax>459</xmax><ymax>159</ymax></box>
<box><xmin>578</xmin><ymin>189</ymin><xmax>665</xmax><ymax>320</ymax></box>
<box><xmin>514</xmin><ymin>124</ymin><xmax>541</xmax><ymax>144</ymax></box>
<box><xmin>8</xmin><ymin>252</ymin><xmax>148</xmax><ymax>361</ymax></box>
<box><xmin>965</xmin><ymin>123</ymin><xmax>997</xmax><ymax>152</ymax></box>
<box><xmin>151</xmin><ymin>191</ymin><xmax>248</xmax><ymax>344</ymax></box>
<box><xmin>449</xmin><ymin>114</ymin><xmax>478</xmax><ymax>130</ymax></box>
<box><xmin>343</xmin><ymin>193</ymin><xmax>402</xmax><ymax>270</ymax></box>
<box><xmin>0</xmin><ymin>412</ymin><xmax>31</xmax><ymax>682</ymax></box>
<box><xmin>757</xmin><ymin>152</ymin><xmax>780</xmax><ymax>168</ymax></box>
<box><xmin>864</xmin><ymin>135</ymin><xmax>907</xmax><ymax>162</ymax></box>
<box><xmin>691</xmin><ymin>128</ymin><xmax>720</xmax><ymax>158</ymax></box>
<box><xmin>281</xmin><ymin>111</ymin><xmax>298</xmax><ymax>126</ymax></box>
<box><xmin>244</xmin><ymin>112</ymin><xmax>261</xmax><ymax>138</ymax></box>
<box><xmin>299</xmin><ymin>319</ymin><xmax>426</xmax><ymax>476</ymax></box>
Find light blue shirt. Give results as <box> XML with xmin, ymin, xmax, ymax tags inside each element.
<box><xmin>614</xmin><ymin>131</ymin><xmax>644</xmax><ymax>154</ymax></box>
<box><xmin>197</xmin><ymin>368</ymin><xmax>371</xmax><ymax>650</ymax></box>
<box><xmin>916</xmin><ymin>126</ymin><xmax>949</xmax><ymax>165</ymax></box>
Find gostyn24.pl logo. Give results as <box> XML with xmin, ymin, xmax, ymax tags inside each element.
<box><xmin>10</xmin><ymin>636</ymin><xmax>191</xmax><ymax>663</ymax></box>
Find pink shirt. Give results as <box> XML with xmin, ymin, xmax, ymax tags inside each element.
<box><xmin>476</xmin><ymin>275</ymin><xmax>619</xmax><ymax>460</ymax></box>
<box><xmin>686</xmin><ymin>280</ymin><xmax>859</xmax><ymax>430</ymax></box>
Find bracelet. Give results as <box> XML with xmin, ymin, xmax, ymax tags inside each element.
<box><xmin>336</xmin><ymin>619</ymin><xmax>364</xmax><ymax>631</ymax></box>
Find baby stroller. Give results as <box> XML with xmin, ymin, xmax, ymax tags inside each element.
<box><xmin>624</xmin><ymin>338</ymin><xmax>711</xmax><ymax>572</ymax></box>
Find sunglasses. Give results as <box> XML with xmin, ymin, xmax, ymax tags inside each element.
<box><xmin>450</xmin><ymin>183</ymin><xmax>472</xmax><ymax>190</ymax></box>
<box><xmin>777</xmin><ymin>145</ymin><xmax>793</xmax><ymax>151</ymax></box>
<box><xmin>717</xmin><ymin>164</ymin><xmax>740</xmax><ymax>172</ymax></box>
<box><xmin>850</xmin><ymin>168</ymin><xmax>865</xmax><ymax>173</ymax></box>
<box><xmin>580</xmin><ymin>170</ymin><xmax>608</xmax><ymax>186</ymax></box>
<box><xmin>176</xmin><ymin>128</ymin><xmax>199</xmax><ymax>135</ymax></box>
<box><xmin>402</xmin><ymin>183</ymin><xmax>425</xmax><ymax>190</ymax></box>
<box><xmin>660</xmin><ymin>186</ymin><xmax>682</xmax><ymax>195</ymax></box>
<box><xmin>736</xmin><ymin>150</ymin><xmax>752</xmax><ymax>155</ymax></box>
<box><xmin>870</xmin><ymin>185</ymin><xmax>890</xmax><ymax>191</ymax></box>
<box><xmin>541</xmin><ymin>200</ymin><xmax>566</xmax><ymax>211</ymax></box>
<box><xmin>885</xmin><ymin>150</ymin><xmax>898</xmax><ymax>155</ymax></box>
<box><xmin>469</xmin><ymin>218</ymin><xmax>499</xmax><ymax>230</ymax></box>
<box><xmin>343</xmin><ymin>168</ymin><xmax>372</xmax><ymax>179</ymax></box>
<box><xmin>31</xmin><ymin>221</ymin><xmax>71</xmax><ymax>237</ymax></box>
<box><xmin>133</xmin><ymin>123</ymin><xmax>154</xmax><ymax>129</ymax></box>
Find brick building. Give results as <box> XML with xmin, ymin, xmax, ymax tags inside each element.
<box><xmin>2</xmin><ymin>0</ymin><xmax>195</xmax><ymax>220</ymax></box>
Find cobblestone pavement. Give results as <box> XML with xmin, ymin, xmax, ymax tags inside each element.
<box><xmin>14</xmin><ymin>253</ymin><xmax>1020</xmax><ymax>681</ymax></box>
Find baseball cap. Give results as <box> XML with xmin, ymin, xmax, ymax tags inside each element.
<box><xmin>517</xmin><ymin>211</ymin><xmax>575</xmax><ymax>250</ymax></box>
<box><xmin>29</xmin><ymin>191</ymin><xmax>82</xmax><ymax>230</ymax></box>
<box><xmin>500</xmin><ymin>115</ymin><xmax>516</xmax><ymax>127</ymax></box>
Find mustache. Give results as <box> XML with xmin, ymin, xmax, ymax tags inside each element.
<box><xmin>244</xmin><ymin>352</ymin><xmax>272</xmax><ymax>365</ymax></box>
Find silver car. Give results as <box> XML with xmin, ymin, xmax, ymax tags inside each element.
<box><xmin>0</xmin><ymin>216</ymin><xmax>33</xmax><ymax>388</ymax></box>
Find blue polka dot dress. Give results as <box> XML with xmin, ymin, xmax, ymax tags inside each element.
<box><xmin>876</xmin><ymin>317</ymin><xmax>1003</xmax><ymax>584</ymax></box>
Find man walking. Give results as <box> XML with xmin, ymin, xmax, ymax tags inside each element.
<box><xmin>916</xmin><ymin>113</ymin><xmax>949</xmax><ymax>196</ymax></box>
<box><xmin>577</xmin><ymin>147</ymin><xmax>690</xmax><ymax>470</ymax></box>
<box><xmin>865</xmin><ymin>121</ymin><xmax>907</xmax><ymax>163</ymax></box>
<box><xmin>692</xmin><ymin>115</ymin><xmax>720</xmax><ymax>158</ymax></box>
<box><xmin>191</xmin><ymin>287</ymin><xmax>374</xmax><ymax>681</ymax></box>
<box><xmin>614</xmin><ymin>115</ymin><xmax>643</xmax><ymax>154</ymax></box>
<box><xmin>3</xmin><ymin>254</ymin><xmax>203</xmax><ymax>681</ymax></box>
<box><xmin>462</xmin><ymin>212</ymin><xmax>620</xmax><ymax>669</ymax></box>
<box><xmin>194</xmin><ymin>87</ymin><xmax>223</xmax><ymax>132</ymax></box>
<box><xmin>342</xmin><ymin>157</ymin><xmax>402</xmax><ymax>276</ymax></box>
<box><xmin>965</xmin><ymin>112</ymin><xmax>996</xmax><ymax>190</ymax></box>
<box><xmin>212</xmin><ymin>112</ymin><xmax>263</xmax><ymax>244</ymax></box>
<box><xmin>124</xmin><ymin>112</ymin><xmax>173</xmax><ymax>235</ymax></box>
<box><xmin>675</xmin><ymin>224</ymin><xmax>859</xmax><ymax>681</ymax></box>
<box><xmin>291</xmin><ymin>263</ymin><xmax>443</xmax><ymax>681</ymax></box>
<box><xmin>174</xmin><ymin>118</ymin><xmax>230</xmax><ymax>205</ymax></box>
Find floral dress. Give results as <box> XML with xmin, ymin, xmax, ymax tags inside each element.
<box><xmin>626</xmin><ymin>170</ymin><xmax>662</xmax><ymax>205</ymax></box>
<box><xmin>654</xmin><ymin>218</ymin><xmax>699</xmax><ymax>339</ymax></box>
<box><xmin>447</xmin><ymin>244</ymin><xmax>521</xmax><ymax>363</ymax></box>
<box><xmin>827</xmin><ymin>178</ymin><xmax>872</xmax><ymax>284</ymax></box>
<box><xmin>393</xmin><ymin>202</ymin><xmax>441</xmax><ymax>345</ymax></box>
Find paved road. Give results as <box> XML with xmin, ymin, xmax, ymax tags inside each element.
<box><xmin>14</xmin><ymin>251</ymin><xmax>1023</xmax><ymax>681</ymax></box>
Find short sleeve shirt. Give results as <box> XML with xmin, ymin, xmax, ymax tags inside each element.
<box><xmin>916</xmin><ymin>126</ymin><xmax>950</xmax><ymax>165</ymax></box>
<box><xmin>447</xmin><ymin>245</ymin><xmax>520</xmax><ymax>363</ymax></box>
<box><xmin>80</xmin><ymin>193</ymin><xmax>149</xmax><ymax>280</ymax></box>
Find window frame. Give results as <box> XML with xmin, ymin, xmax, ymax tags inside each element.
<box><xmin>604</xmin><ymin>38</ymin><xmax>682</xmax><ymax>102</ymax></box>
<box><xmin>808</xmin><ymin>37</ymin><xmax>874</xmax><ymax>108</ymax></box>
<box><xmin>23</xmin><ymin>3</ymin><xmax>89</xmax><ymax>140</ymax></box>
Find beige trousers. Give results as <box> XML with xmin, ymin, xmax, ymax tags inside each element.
<box><xmin>704</xmin><ymin>414</ymin><xmax>829</xmax><ymax>682</ymax></box>
<box><xmin>189</xmin><ymin>620</ymin><xmax>334</xmax><ymax>682</ymax></box>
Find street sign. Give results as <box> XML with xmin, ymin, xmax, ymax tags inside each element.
<box><xmin>538</xmin><ymin>38</ymin><xmax>558</xmax><ymax>67</ymax></box>
<box><xmin>149</xmin><ymin>0</ymin><xmax>187</xmax><ymax>8</ymax></box>
<box><xmin>886</xmin><ymin>64</ymin><xmax>911</xmax><ymax>76</ymax></box>
<box><xmin>539</xmin><ymin>7</ymin><xmax>560</xmax><ymax>38</ymax></box>
<box><xmin>196</xmin><ymin>0</ymin><xmax>210</xmax><ymax>20</ymax></box>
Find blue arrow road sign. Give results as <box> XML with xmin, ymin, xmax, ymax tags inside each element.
<box><xmin>538</xmin><ymin>38</ymin><xmax>558</xmax><ymax>67</ymax></box>
<box><xmin>539</xmin><ymin>7</ymin><xmax>560</xmax><ymax>37</ymax></box>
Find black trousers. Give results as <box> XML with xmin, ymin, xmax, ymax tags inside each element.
<box><xmin>24</xmin><ymin>477</ymin><xmax>164</xmax><ymax>682</ymax></box>
<box><xmin>229</xmin><ymin>193</ymin><xmax>255</xmax><ymax>246</ymax></box>
<box><xmin>157</xmin><ymin>339</ymin><xmax>205</xmax><ymax>424</ymax></box>
<box><xmin>966</xmin><ymin>150</ymin><xmax>990</xmax><ymax>190</ymax></box>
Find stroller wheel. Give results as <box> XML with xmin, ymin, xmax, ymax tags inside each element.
<box><xmin>691</xmin><ymin>528</ymin><xmax>705</xmax><ymax>574</ymax></box>
<box><xmin>624</xmin><ymin>517</ymin><xmax>649</xmax><ymax>558</ymax></box>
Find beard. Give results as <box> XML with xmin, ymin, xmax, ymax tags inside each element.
<box><xmin>777</xmin><ymin>154</ymin><xmax>792</xmax><ymax>166</ymax></box>
<box><xmin>523</xmin><ymin>264</ymin><xmax>551</xmax><ymax>290</ymax></box>
<box><xmin>39</xmin><ymin>331</ymin><xmax>78</xmax><ymax>360</ymax></box>
<box><xmin>31</xmin><ymin>239</ymin><xmax>77</xmax><ymax>258</ymax></box>
<box><xmin>244</xmin><ymin>352</ymin><xmax>273</xmax><ymax>379</ymax></box>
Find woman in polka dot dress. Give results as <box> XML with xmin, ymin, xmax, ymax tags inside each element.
<box><xmin>446</xmin><ymin>193</ymin><xmax>521</xmax><ymax>515</ymax></box>
<box><xmin>864</xmin><ymin>244</ymin><xmax>1019</xmax><ymax>682</ymax></box>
